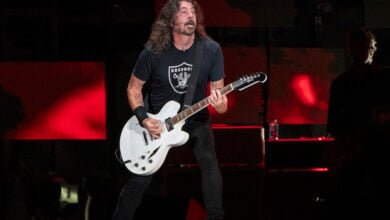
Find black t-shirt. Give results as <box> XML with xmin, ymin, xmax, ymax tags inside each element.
<box><xmin>132</xmin><ymin>37</ymin><xmax>224</xmax><ymax>120</ymax></box>
<box><xmin>327</xmin><ymin>64</ymin><xmax>390</xmax><ymax>138</ymax></box>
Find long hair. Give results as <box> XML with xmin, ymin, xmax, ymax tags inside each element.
<box><xmin>146</xmin><ymin>0</ymin><xmax>208</xmax><ymax>55</ymax></box>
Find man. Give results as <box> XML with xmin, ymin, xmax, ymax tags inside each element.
<box><xmin>326</xmin><ymin>26</ymin><xmax>390</xmax><ymax>220</ymax></box>
<box><xmin>111</xmin><ymin>0</ymin><xmax>227</xmax><ymax>219</ymax></box>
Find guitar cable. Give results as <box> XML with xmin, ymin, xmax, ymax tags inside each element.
<box><xmin>114</xmin><ymin>148</ymin><xmax>124</xmax><ymax>165</ymax></box>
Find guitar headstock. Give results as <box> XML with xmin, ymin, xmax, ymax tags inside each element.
<box><xmin>232</xmin><ymin>72</ymin><xmax>268</xmax><ymax>91</ymax></box>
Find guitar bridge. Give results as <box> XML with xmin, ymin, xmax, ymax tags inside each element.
<box><xmin>165</xmin><ymin>117</ymin><xmax>174</xmax><ymax>131</ymax></box>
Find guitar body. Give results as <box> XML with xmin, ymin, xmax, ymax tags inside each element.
<box><xmin>119</xmin><ymin>100</ymin><xmax>189</xmax><ymax>176</ymax></box>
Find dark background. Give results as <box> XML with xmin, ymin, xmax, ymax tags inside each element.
<box><xmin>1</xmin><ymin>0</ymin><xmax>390</xmax><ymax>219</ymax></box>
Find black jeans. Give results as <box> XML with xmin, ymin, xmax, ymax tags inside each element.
<box><xmin>111</xmin><ymin>119</ymin><xmax>224</xmax><ymax>220</ymax></box>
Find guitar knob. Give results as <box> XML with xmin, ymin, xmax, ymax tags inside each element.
<box><xmin>141</xmin><ymin>167</ymin><xmax>146</xmax><ymax>171</ymax></box>
<box><xmin>141</xmin><ymin>155</ymin><xmax>145</xmax><ymax>160</ymax></box>
<box><xmin>134</xmin><ymin>163</ymin><xmax>139</xmax><ymax>167</ymax></box>
<box><xmin>148</xmin><ymin>159</ymin><xmax>153</xmax><ymax>164</ymax></box>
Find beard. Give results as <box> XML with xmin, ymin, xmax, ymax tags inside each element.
<box><xmin>183</xmin><ymin>26</ymin><xmax>195</xmax><ymax>36</ymax></box>
<box><xmin>173</xmin><ymin>20</ymin><xmax>196</xmax><ymax>36</ymax></box>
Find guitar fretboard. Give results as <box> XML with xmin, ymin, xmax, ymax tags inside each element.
<box><xmin>171</xmin><ymin>84</ymin><xmax>234</xmax><ymax>125</ymax></box>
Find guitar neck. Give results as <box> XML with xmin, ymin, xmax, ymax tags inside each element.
<box><xmin>171</xmin><ymin>83</ymin><xmax>234</xmax><ymax>125</ymax></box>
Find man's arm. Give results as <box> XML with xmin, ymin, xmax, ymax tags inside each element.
<box><xmin>127</xmin><ymin>74</ymin><xmax>162</xmax><ymax>138</ymax></box>
<box><xmin>127</xmin><ymin>74</ymin><xmax>146</xmax><ymax>110</ymax></box>
<box><xmin>208</xmin><ymin>78</ymin><xmax>228</xmax><ymax>114</ymax></box>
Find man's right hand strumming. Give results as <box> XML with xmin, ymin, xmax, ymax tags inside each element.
<box><xmin>142</xmin><ymin>118</ymin><xmax>162</xmax><ymax>139</ymax></box>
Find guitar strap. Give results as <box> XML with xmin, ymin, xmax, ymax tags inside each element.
<box><xmin>182</xmin><ymin>38</ymin><xmax>204</xmax><ymax>111</ymax></box>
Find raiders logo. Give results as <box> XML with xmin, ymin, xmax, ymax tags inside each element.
<box><xmin>168</xmin><ymin>62</ymin><xmax>193</xmax><ymax>94</ymax></box>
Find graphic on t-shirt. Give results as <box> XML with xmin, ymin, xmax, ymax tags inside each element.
<box><xmin>168</xmin><ymin>62</ymin><xmax>193</xmax><ymax>94</ymax></box>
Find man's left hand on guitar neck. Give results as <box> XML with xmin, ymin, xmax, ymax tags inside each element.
<box><xmin>208</xmin><ymin>88</ymin><xmax>228</xmax><ymax>114</ymax></box>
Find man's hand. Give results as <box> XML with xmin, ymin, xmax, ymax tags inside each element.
<box><xmin>208</xmin><ymin>89</ymin><xmax>228</xmax><ymax>114</ymax></box>
<box><xmin>142</xmin><ymin>118</ymin><xmax>163</xmax><ymax>139</ymax></box>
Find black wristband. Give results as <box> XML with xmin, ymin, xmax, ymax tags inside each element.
<box><xmin>133</xmin><ymin>106</ymin><xmax>148</xmax><ymax>124</ymax></box>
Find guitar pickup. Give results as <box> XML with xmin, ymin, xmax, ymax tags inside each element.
<box><xmin>165</xmin><ymin>117</ymin><xmax>174</xmax><ymax>131</ymax></box>
<box><xmin>142</xmin><ymin>131</ymin><xmax>149</xmax><ymax>145</ymax></box>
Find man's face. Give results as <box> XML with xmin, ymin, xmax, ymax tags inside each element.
<box><xmin>348</xmin><ymin>38</ymin><xmax>377</xmax><ymax>64</ymax></box>
<box><xmin>171</xmin><ymin>1</ymin><xmax>197</xmax><ymax>36</ymax></box>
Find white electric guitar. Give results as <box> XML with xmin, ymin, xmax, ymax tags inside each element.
<box><xmin>119</xmin><ymin>72</ymin><xmax>267</xmax><ymax>175</ymax></box>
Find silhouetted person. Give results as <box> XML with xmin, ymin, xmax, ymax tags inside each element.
<box><xmin>327</xmin><ymin>26</ymin><xmax>390</xmax><ymax>220</ymax></box>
